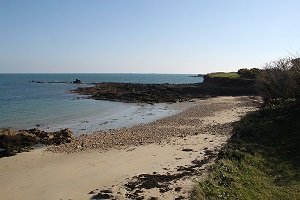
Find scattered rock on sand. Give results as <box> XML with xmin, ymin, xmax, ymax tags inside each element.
<box><xmin>47</xmin><ymin>97</ymin><xmax>260</xmax><ymax>158</ymax></box>
<box><xmin>182</xmin><ymin>148</ymin><xmax>193</xmax><ymax>152</ymax></box>
<box><xmin>0</xmin><ymin>128</ymin><xmax>73</xmax><ymax>157</ymax></box>
<box><xmin>113</xmin><ymin>148</ymin><xmax>218</xmax><ymax>199</ymax></box>
<box><xmin>91</xmin><ymin>192</ymin><xmax>112</xmax><ymax>199</ymax></box>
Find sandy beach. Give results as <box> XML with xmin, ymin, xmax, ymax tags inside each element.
<box><xmin>0</xmin><ymin>96</ymin><xmax>259</xmax><ymax>200</ymax></box>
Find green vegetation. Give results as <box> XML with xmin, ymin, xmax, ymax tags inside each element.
<box><xmin>195</xmin><ymin>57</ymin><xmax>300</xmax><ymax>199</ymax></box>
<box><xmin>207</xmin><ymin>68</ymin><xmax>261</xmax><ymax>80</ymax></box>
<box><xmin>256</xmin><ymin>57</ymin><xmax>300</xmax><ymax>104</ymax></box>
<box><xmin>194</xmin><ymin>102</ymin><xmax>300</xmax><ymax>199</ymax></box>
<box><xmin>206</xmin><ymin>72</ymin><xmax>240</xmax><ymax>79</ymax></box>
<box><xmin>237</xmin><ymin>68</ymin><xmax>261</xmax><ymax>79</ymax></box>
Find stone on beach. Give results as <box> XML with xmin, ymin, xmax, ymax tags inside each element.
<box><xmin>0</xmin><ymin>128</ymin><xmax>74</xmax><ymax>157</ymax></box>
<box><xmin>47</xmin><ymin>96</ymin><xmax>259</xmax><ymax>154</ymax></box>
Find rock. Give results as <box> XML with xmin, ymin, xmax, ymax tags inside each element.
<box><xmin>174</xmin><ymin>196</ymin><xmax>185</xmax><ymax>200</ymax></box>
<box><xmin>182</xmin><ymin>148</ymin><xmax>193</xmax><ymax>152</ymax></box>
<box><xmin>88</xmin><ymin>189</ymin><xmax>98</xmax><ymax>194</ymax></box>
<box><xmin>0</xmin><ymin>128</ymin><xmax>74</xmax><ymax>157</ymax></box>
<box><xmin>0</xmin><ymin>129</ymin><xmax>38</xmax><ymax>157</ymax></box>
<box><xmin>91</xmin><ymin>192</ymin><xmax>112</xmax><ymax>199</ymax></box>
<box><xmin>72</xmin><ymin>79</ymin><xmax>82</xmax><ymax>84</ymax></box>
<box><xmin>72</xmin><ymin>82</ymin><xmax>205</xmax><ymax>104</ymax></box>
<box><xmin>99</xmin><ymin>189</ymin><xmax>112</xmax><ymax>193</ymax></box>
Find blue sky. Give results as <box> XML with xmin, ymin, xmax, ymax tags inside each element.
<box><xmin>0</xmin><ymin>0</ymin><xmax>299</xmax><ymax>73</ymax></box>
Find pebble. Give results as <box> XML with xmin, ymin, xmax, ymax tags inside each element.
<box><xmin>47</xmin><ymin>97</ymin><xmax>257</xmax><ymax>154</ymax></box>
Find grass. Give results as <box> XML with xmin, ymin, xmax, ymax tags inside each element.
<box><xmin>194</xmin><ymin>101</ymin><xmax>300</xmax><ymax>200</ymax></box>
<box><xmin>207</xmin><ymin>72</ymin><xmax>240</xmax><ymax>79</ymax></box>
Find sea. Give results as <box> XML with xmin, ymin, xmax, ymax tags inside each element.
<box><xmin>0</xmin><ymin>74</ymin><xmax>203</xmax><ymax>134</ymax></box>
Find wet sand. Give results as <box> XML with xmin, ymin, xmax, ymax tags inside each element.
<box><xmin>46</xmin><ymin>101</ymin><xmax>188</xmax><ymax>135</ymax></box>
<box><xmin>0</xmin><ymin>96</ymin><xmax>259</xmax><ymax>200</ymax></box>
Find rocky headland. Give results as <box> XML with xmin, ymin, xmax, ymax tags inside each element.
<box><xmin>72</xmin><ymin>76</ymin><xmax>257</xmax><ymax>104</ymax></box>
<box><xmin>73</xmin><ymin>82</ymin><xmax>206</xmax><ymax>103</ymax></box>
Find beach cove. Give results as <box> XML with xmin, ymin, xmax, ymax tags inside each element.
<box><xmin>1</xmin><ymin>1</ymin><xmax>299</xmax><ymax>199</ymax></box>
<box><xmin>0</xmin><ymin>96</ymin><xmax>259</xmax><ymax>200</ymax></box>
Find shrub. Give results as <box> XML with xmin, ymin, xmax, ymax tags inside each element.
<box><xmin>291</xmin><ymin>58</ymin><xmax>300</xmax><ymax>99</ymax></box>
<box><xmin>256</xmin><ymin>57</ymin><xmax>300</xmax><ymax>104</ymax></box>
<box><xmin>238</xmin><ymin>68</ymin><xmax>261</xmax><ymax>79</ymax></box>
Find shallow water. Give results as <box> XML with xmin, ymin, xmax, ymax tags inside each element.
<box><xmin>0</xmin><ymin>73</ymin><xmax>202</xmax><ymax>134</ymax></box>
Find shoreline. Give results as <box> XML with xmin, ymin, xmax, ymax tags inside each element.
<box><xmin>1</xmin><ymin>75</ymin><xmax>255</xmax><ymax>133</ymax></box>
<box><xmin>0</xmin><ymin>74</ymin><xmax>202</xmax><ymax>133</ymax></box>
<box><xmin>0</xmin><ymin>96</ymin><xmax>260</xmax><ymax>200</ymax></box>
<box><xmin>1</xmin><ymin>100</ymin><xmax>190</xmax><ymax>135</ymax></box>
<box><xmin>42</xmin><ymin>100</ymin><xmax>191</xmax><ymax>135</ymax></box>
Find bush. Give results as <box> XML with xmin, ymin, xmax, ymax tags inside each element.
<box><xmin>291</xmin><ymin>58</ymin><xmax>300</xmax><ymax>99</ymax></box>
<box><xmin>237</xmin><ymin>68</ymin><xmax>261</xmax><ymax>79</ymax></box>
<box><xmin>256</xmin><ymin>57</ymin><xmax>300</xmax><ymax>104</ymax></box>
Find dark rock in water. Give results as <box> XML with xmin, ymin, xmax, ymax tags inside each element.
<box><xmin>72</xmin><ymin>78</ymin><xmax>82</xmax><ymax>84</ymax></box>
<box><xmin>0</xmin><ymin>128</ymin><xmax>74</xmax><ymax>158</ymax></box>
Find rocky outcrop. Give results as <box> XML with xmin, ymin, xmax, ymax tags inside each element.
<box><xmin>0</xmin><ymin>128</ymin><xmax>73</xmax><ymax>157</ymax></box>
<box><xmin>73</xmin><ymin>82</ymin><xmax>207</xmax><ymax>103</ymax></box>
<box><xmin>31</xmin><ymin>79</ymin><xmax>82</xmax><ymax>84</ymax></box>
<box><xmin>72</xmin><ymin>79</ymin><xmax>82</xmax><ymax>84</ymax></box>
<box><xmin>72</xmin><ymin>78</ymin><xmax>257</xmax><ymax>104</ymax></box>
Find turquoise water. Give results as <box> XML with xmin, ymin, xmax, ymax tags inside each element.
<box><xmin>0</xmin><ymin>74</ymin><xmax>202</xmax><ymax>133</ymax></box>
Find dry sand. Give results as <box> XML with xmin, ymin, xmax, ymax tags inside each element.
<box><xmin>0</xmin><ymin>96</ymin><xmax>259</xmax><ymax>200</ymax></box>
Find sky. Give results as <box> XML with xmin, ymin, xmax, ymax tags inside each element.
<box><xmin>0</xmin><ymin>0</ymin><xmax>299</xmax><ymax>73</ymax></box>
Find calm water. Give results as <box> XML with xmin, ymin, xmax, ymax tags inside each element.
<box><xmin>0</xmin><ymin>74</ymin><xmax>202</xmax><ymax>133</ymax></box>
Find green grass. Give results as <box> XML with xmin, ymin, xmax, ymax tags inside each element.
<box><xmin>194</xmin><ymin>102</ymin><xmax>300</xmax><ymax>200</ymax></box>
<box><xmin>207</xmin><ymin>72</ymin><xmax>240</xmax><ymax>79</ymax></box>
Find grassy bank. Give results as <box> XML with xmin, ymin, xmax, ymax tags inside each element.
<box><xmin>194</xmin><ymin>102</ymin><xmax>300</xmax><ymax>199</ymax></box>
<box><xmin>206</xmin><ymin>72</ymin><xmax>240</xmax><ymax>79</ymax></box>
